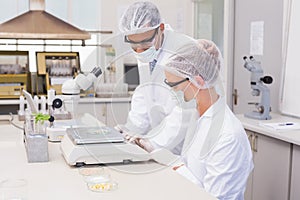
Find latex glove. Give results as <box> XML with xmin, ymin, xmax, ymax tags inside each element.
<box><xmin>114</xmin><ymin>124</ymin><xmax>133</xmax><ymax>138</ymax></box>
<box><xmin>114</xmin><ymin>124</ymin><xmax>139</xmax><ymax>144</ymax></box>
<box><xmin>114</xmin><ymin>124</ymin><xmax>154</xmax><ymax>151</ymax></box>
<box><xmin>134</xmin><ymin>138</ymin><xmax>154</xmax><ymax>152</ymax></box>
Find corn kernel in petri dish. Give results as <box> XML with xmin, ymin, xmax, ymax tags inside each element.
<box><xmin>87</xmin><ymin>181</ymin><xmax>118</xmax><ymax>192</ymax></box>
<box><xmin>78</xmin><ymin>167</ymin><xmax>118</xmax><ymax>192</ymax></box>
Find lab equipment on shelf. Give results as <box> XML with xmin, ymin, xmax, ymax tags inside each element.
<box><xmin>95</xmin><ymin>83</ymin><xmax>129</xmax><ymax>98</ymax></box>
<box><xmin>243</xmin><ymin>56</ymin><xmax>273</xmax><ymax>120</ymax></box>
<box><xmin>104</xmin><ymin>47</ymin><xmax>116</xmax><ymax>84</ymax></box>
<box><xmin>0</xmin><ymin>51</ymin><xmax>30</xmax><ymax>99</ymax></box>
<box><xmin>35</xmin><ymin>52</ymin><xmax>80</xmax><ymax>95</ymax></box>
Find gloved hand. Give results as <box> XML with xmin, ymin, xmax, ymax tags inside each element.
<box><xmin>114</xmin><ymin>124</ymin><xmax>133</xmax><ymax>138</ymax></box>
<box><xmin>134</xmin><ymin>138</ymin><xmax>154</xmax><ymax>152</ymax></box>
<box><xmin>114</xmin><ymin>124</ymin><xmax>154</xmax><ymax>152</ymax></box>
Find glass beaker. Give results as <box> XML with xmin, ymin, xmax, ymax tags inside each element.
<box><xmin>0</xmin><ymin>179</ymin><xmax>28</xmax><ymax>200</ymax></box>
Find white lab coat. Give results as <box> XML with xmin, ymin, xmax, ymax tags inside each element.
<box><xmin>177</xmin><ymin>97</ymin><xmax>254</xmax><ymax>200</ymax></box>
<box><xmin>125</xmin><ymin>25</ymin><xmax>196</xmax><ymax>154</ymax></box>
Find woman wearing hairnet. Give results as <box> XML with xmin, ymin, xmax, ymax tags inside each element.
<box><xmin>163</xmin><ymin>39</ymin><xmax>253</xmax><ymax>199</ymax></box>
<box><xmin>117</xmin><ymin>1</ymin><xmax>196</xmax><ymax>154</ymax></box>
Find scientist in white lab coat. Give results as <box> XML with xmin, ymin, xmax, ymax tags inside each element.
<box><xmin>163</xmin><ymin>39</ymin><xmax>253</xmax><ymax>199</ymax></box>
<box><xmin>118</xmin><ymin>1</ymin><xmax>196</xmax><ymax>154</ymax></box>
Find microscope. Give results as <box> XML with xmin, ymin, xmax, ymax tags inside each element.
<box><xmin>59</xmin><ymin>67</ymin><xmax>102</xmax><ymax>117</ymax></box>
<box><xmin>45</xmin><ymin>67</ymin><xmax>103</xmax><ymax>141</ymax></box>
<box><xmin>243</xmin><ymin>56</ymin><xmax>273</xmax><ymax>120</ymax></box>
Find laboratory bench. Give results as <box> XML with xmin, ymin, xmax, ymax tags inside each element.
<box><xmin>236</xmin><ymin>113</ymin><xmax>300</xmax><ymax>200</ymax></box>
<box><xmin>0</xmin><ymin>116</ymin><xmax>216</xmax><ymax>200</ymax></box>
<box><xmin>0</xmin><ymin>96</ymin><xmax>132</xmax><ymax>105</ymax></box>
<box><xmin>0</xmin><ymin>97</ymin><xmax>132</xmax><ymax>127</ymax></box>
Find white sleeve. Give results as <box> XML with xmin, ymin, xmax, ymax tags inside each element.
<box><xmin>148</xmin><ymin>106</ymin><xmax>195</xmax><ymax>155</ymax></box>
<box><xmin>203</xmin><ymin>134</ymin><xmax>253</xmax><ymax>199</ymax></box>
<box><xmin>125</xmin><ymin>87</ymin><xmax>150</xmax><ymax>135</ymax></box>
<box><xmin>150</xmin><ymin>148</ymin><xmax>181</xmax><ymax>166</ymax></box>
<box><xmin>176</xmin><ymin>165</ymin><xmax>200</xmax><ymax>185</ymax></box>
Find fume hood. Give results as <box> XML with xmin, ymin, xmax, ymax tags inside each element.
<box><xmin>0</xmin><ymin>0</ymin><xmax>90</xmax><ymax>40</ymax></box>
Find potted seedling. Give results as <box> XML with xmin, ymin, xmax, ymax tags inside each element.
<box><xmin>33</xmin><ymin>113</ymin><xmax>50</xmax><ymax>134</ymax></box>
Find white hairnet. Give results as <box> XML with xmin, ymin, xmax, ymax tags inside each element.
<box><xmin>165</xmin><ymin>39</ymin><xmax>223</xmax><ymax>89</ymax></box>
<box><xmin>119</xmin><ymin>1</ymin><xmax>162</xmax><ymax>35</ymax></box>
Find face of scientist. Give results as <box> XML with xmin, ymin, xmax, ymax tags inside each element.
<box><xmin>165</xmin><ymin>70</ymin><xmax>219</xmax><ymax>115</ymax></box>
<box><xmin>125</xmin><ymin>23</ymin><xmax>165</xmax><ymax>53</ymax></box>
<box><xmin>164</xmin><ymin>71</ymin><xmax>200</xmax><ymax>102</ymax></box>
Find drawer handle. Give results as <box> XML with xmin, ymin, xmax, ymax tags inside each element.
<box><xmin>252</xmin><ymin>135</ymin><xmax>258</xmax><ymax>152</ymax></box>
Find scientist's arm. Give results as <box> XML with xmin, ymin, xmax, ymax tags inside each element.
<box><xmin>173</xmin><ymin>164</ymin><xmax>200</xmax><ymax>185</ymax></box>
<box><xmin>124</xmin><ymin>86</ymin><xmax>151</xmax><ymax>135</ymax></box>
<box><xmin>130</xmin><ymin>106</ymin><xmax>195</xmax><ymax>154</ymax></box>
<box><xmin>203</xmin><ymin>134</ymin><xmax>253</xmax><ymax>199</ymax></box>
<box><xmin>129</xmin><ymin>106</ymin><xmax>187</xmax><ymax>153</ymax></box>
<box><xmin>147</xmin><ymin>106</ymin><xmax>195</xmax><ymax>154</ymax></box>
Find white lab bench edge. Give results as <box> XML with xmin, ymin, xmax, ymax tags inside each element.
<box><xmin>0</xmin><ymin>118</ymin><xmax>216</xmax><ymax>200</ymax></box>
<box><xmin>236</xmin><ymin>113</ymin><xmax>300</xmax><ymax>145</ymax></box>
<box><xmin>0</xmin><ymin>97</ymin><xmax>132</xmax><ymax>105</ymax></box>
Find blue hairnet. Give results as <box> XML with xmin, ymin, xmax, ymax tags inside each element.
<box><xmin>119</xmin><ymin>1</ymin><xmax>162</xmax><ymax>35</ymax></box>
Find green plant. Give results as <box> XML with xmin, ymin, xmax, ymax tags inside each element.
<box><xmin>33</xmin><ymin>113</ymin><xmax>50</xmax><ymax>124</ymax></box>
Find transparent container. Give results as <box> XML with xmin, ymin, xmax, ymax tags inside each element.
<box><xmin>0</xmin><ymin>179</ymin><xmax>28</xmax><ymax>200</ymax></box>
<box><xmin>78</xmin><ymin>167</ymin><xmax>118</xmax><ymax>192</ymax></box>
<box><xmin>33</xmin><ymin>121</ymin><xmax>46</xmax><ymax>134</ymax></box>
<box><xmin>24</xmin><ymin>114</ymin><xmax>49</xmax><ymax>163</ymax></box>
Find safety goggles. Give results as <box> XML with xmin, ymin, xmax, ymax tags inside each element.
<box><xmin>164</xmin><ymin>77</ymin><xmax>189</xmax><ymax>88</ymax></box>
<box><xmin>124</xmin><ymin>27</ymin><xmax>159</xmax><ymax>46</ymax></box>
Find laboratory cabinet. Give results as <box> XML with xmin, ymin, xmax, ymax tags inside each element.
<box><xmin>244</xmin><ymin>130</ymin><xmax>291</xmax><ymax>200</ymax></box>
<box><xmin>77</xmin><ymin>100</ymin><xmax>130</xmax><ymax>127</ymax></box>
<box><xmin>290</xmin><ymin>144</ymin><xmax>300</xmax><ymax>200</ymax></box>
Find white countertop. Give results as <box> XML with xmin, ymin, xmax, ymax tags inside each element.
<box><xmin>78</xmin><ymin>97</ymin><xmax>131</xmax><ymax>103</ymax></box>
<box><xmin>0</xmin><ymin>97</ymin><xmax>131</xmax><ymax>105</ymax></box>
<box><xmin>236</xmin><ymin>113</ymin><xmax>300</xmax><ymax>145</ymax></box>
<box><xmin>0</xmin><ymin>119</ymin><xmax>215</xmax><ymax>200</ymax></box>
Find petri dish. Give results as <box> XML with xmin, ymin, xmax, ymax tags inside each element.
<box><xmin>78</xmin><ymin>167</ymin><xmax>118</xmax><ymax>192</ymax></box>
<box><xmin>86</xmin><ymin>178</ymin><xmax>118</xmax><ymax>192</ymax></box>
<box><xmin>0</xmin><ymin>179</ymin><xmax>28</xmax><ymax>199</ymax></box>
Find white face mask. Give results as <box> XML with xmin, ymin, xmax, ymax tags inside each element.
<box><xmin>170</xmin><ymin>83</ymin><xmax>199</xmax><ymax>109</ymax></box>
<box><xmin>171</xmin><ymin>90</ymin><xmax>197</xmax><ymax>109</ymax></box>
<box><xmin>133</xmin><ymin>46</ymin><xmax>159</xmax><ymax>63</ymax></box>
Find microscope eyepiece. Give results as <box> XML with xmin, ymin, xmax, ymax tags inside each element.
<box><xmin>261</xmin><ymin>76</ymin><xmax>273</xmax><ymax>84</ymax></box>
<box><xmin>52</xmin><ymin>98</ymin><xmax>63</xmax><ymax>109</ymax></box>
